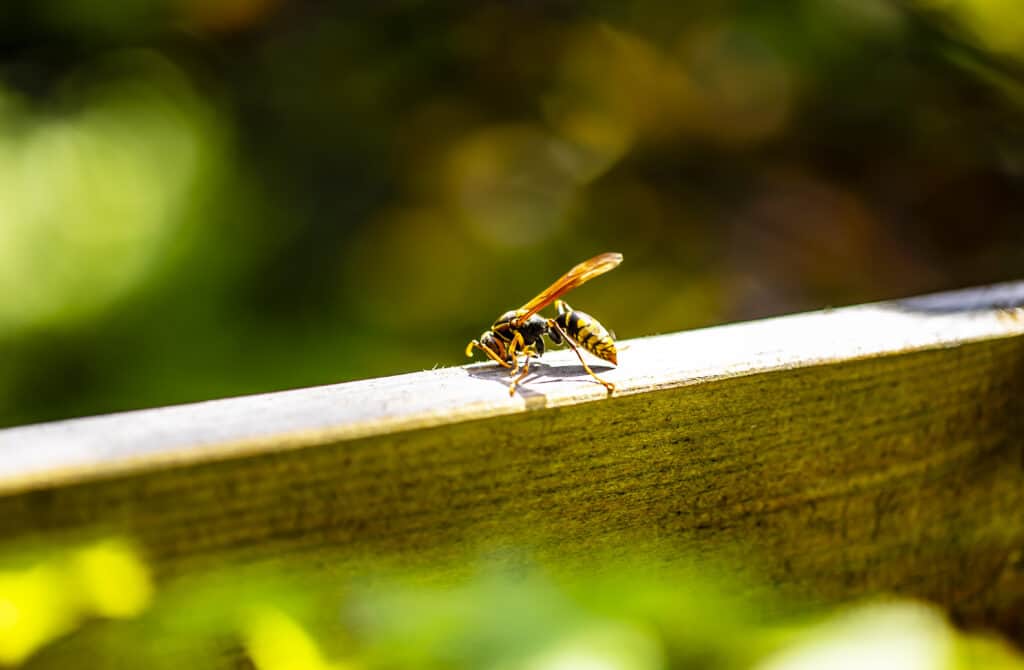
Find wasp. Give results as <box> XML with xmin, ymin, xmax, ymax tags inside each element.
<box><xmin>465</xmin><ymin>252</ymin><xmax>622</xmax><ymax>396</ymax></box>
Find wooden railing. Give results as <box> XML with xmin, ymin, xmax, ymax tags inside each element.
<box><xmin>2</xmin><ymin>282</ymin><xmax>1023</xmax><ymax>637</ymax></box>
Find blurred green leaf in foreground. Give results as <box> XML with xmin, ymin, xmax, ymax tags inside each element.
<box><xmin>0</xmin><ymin>538</ymin><xmax>152</xmax><ymax>665</ymax></box>
<box><xmin>0</xmin><ymin>539</ymin><xmax>1020</xmax><ymax>670</ymax></box>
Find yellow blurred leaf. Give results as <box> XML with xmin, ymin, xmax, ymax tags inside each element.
<box><xmin>0</xmin><ymin>564</ymin><xmax>77</xmax><ymax>666</ymax></box>
<box><xmin>243</xmin><ymin>605</ymin><xmax>350</xmax><ymax>670</ymax></box>
<box><xmin>69</xmin><ymin>539</ymin><xmax>153</xmax><ymax>619</ymax></box>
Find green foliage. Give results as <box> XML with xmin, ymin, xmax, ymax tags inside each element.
<box><xmin>0</xmin><ymin>540</ymin><xmax>1020</xmax><ymax>669</ymax></box>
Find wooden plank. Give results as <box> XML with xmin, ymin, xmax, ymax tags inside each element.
<box><xmin>1</xmin><ymin>282</ymin><xmax>1023</xmax><ymax>635</ymax></box>
<box><xmin>4</xmin><ymin>282</ymin><xmax>1024</xmax><ymax>492</ymax></box>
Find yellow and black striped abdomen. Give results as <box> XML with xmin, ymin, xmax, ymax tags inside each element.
<box><xmin>553</xmin><ymin>302</ymin><xmax>617</xmax><ymax>365</ymax></box>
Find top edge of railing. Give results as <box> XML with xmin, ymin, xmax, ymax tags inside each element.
<box><xmin>1</xmin><ymin>280</ymin><xmax>1024</xmax><ymax>495</ymax></box>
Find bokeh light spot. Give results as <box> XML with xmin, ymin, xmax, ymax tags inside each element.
<box><xmin>0</xmin><ymin>50</ymin><xmax>222</xmax><ymax>339</ymax></box>
<box><xmin>446</xmin><ymin>124</ymin><xmax>585</xmax><ymax>250</ymax></box>
<box><xmin>921</xmin><ymin>0</ymin><xmax>1024</xmax><ymax>59</ymax></box>
<box><xmin>756</xmin><ymin>602</ymin><xmax>953</xmax><ymax>670</ymax></box>
<box><xmin>0</xmin><ymin>564</ymin><xmax>76</xmax><ymax>666</ymax></box>
<box><xmin>526</xmin><ymin>622</ymin><xmax>666</xmax><ymax>670</ymax></box>
<box><xmin>70</xmin><ymin>539</ymin><xmax>153</xmax><ymax>618</ymax></box>
<box><xmin>243</xmin><ymin>605</ymin><xmax>340</xmax><ymax>670</ymax></box>
<box><xmin>676</xmin><ymin>23</ymin><xmax>795</xmax><ymax>145</ymax></box>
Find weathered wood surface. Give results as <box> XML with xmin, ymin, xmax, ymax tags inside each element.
<box><xmin>2</xmin><ymin>282</ymin><xmax>1024</xmax><ymax>635</ymax></box>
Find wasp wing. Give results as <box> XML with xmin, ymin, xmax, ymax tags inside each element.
<box><xmin>515</xmin><ymin>252</ymin><xmax>623</xmax><ymax>322</ymax></box>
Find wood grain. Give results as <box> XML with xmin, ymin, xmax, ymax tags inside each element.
<box><xmin>1</xmin><ymin>283</ymin><xmax>1023</xmax><ymax>636</ymax></box>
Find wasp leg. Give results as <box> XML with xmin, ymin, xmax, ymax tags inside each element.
<box><xmin>508</xmin><ymin>344</ymin><xmax>542</xmax><ymax>396</ymax></box>
<box><xmin>547</xmin><ymin>320</ymin><xmax>615</xmax><ymax>395</ymax></box>
<box><xmin>506</xmin><ymin>331</ymin><xmax>526</xmax><ymax>376</ymax></box>
<box><xmin>509</xmin><ymin>354</ymin><xmax>532</xmax><ymax>396</ymax></box>
<box><xmin>466</xmin><ymin>340</ymin><xmax>514</xmax><ymax>368</ymax></box>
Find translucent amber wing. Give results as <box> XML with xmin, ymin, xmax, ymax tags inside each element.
<box><xmin>515</xmin><ymin>252</ymin><xmax>622</xmax><ymax>322</ymax></box>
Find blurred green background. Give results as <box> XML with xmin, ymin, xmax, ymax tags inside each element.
<box><xmin>2</xmin><ymin>0</ymin><xmax>1024</xmax><ymax>427</ymax></box>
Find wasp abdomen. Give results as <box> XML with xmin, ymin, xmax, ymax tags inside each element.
<box><xmin>554</xmin><ymin>307</ymin><xmax>617</xmax><ymax>365</ymax></box>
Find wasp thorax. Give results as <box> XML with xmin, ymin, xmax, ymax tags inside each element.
<box><xmin>516</xmin><ymin>314</ymin><xmax>548</xmax><ymax>340</ymax></box>
<box><xmin>490</xmin><ymin>310</ymin><xmax>519</xmax><ymax>330</ymax></box>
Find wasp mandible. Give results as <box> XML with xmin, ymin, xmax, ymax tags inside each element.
<box><xmin>465</xmin><ymin>252</ymin><xmax>622</xmax><ymax>396</ymax></box>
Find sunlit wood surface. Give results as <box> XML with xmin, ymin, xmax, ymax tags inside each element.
<box><xmin>2</xmin><ymin>282</ymin><xmax>1023</xmax><ymax>636</ymax></box>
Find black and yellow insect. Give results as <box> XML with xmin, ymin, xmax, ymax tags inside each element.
<box><xmin>465</xmin><ymin>252</ymin><xmax>622</xmax><ymax>395</ymax></box>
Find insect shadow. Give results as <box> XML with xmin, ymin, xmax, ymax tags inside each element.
<box><xmin>466</xmin><ymin>360</ymin><xmax>616</xmax><ymax>405</ymax></box>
